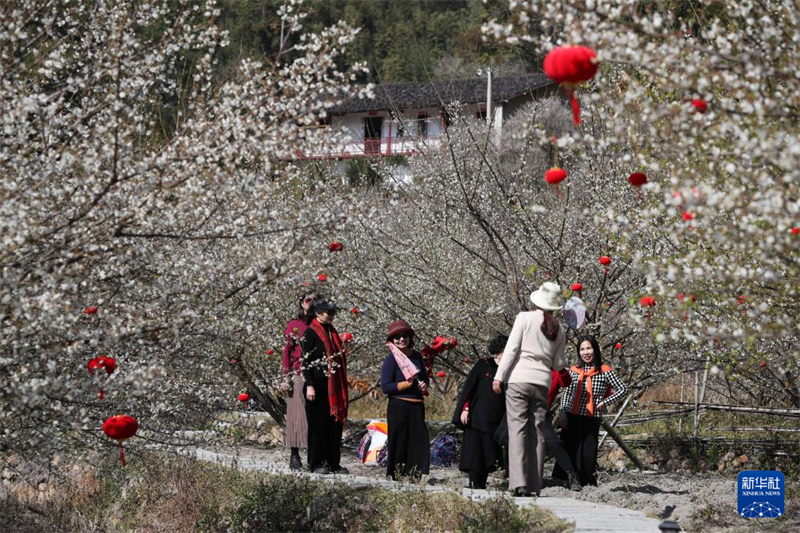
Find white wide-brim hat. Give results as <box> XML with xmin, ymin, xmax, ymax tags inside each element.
<box><xmin>530</xmin><ymin>282</ymin><xmax>565</xmax><ymax>311</ymax></box>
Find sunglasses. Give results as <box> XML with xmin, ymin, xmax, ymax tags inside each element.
<box><xmin>392</xmin><ymin>333</ymin><xmax>410</xmax><ymax>341</ymax></box>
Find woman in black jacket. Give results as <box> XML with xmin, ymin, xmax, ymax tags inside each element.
<box><xmin>300</xmin><ymin>299</ymin><xmax>349</xmax><ymax>475</ymax></box>
<box><xmin>452</xmin><ymin>335</ymin><xmax>508</xmax><ymax>489</ymax></box>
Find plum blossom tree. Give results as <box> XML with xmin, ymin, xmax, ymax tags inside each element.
<box><xmin>479</xmin><ymin>0</ymin><xmax>800</xmax><ymax>404</ymax></box>
<box><xmin>0</xmin><ymin>0</ymin><xmax>370</xmax><ymax>464</ymax></box>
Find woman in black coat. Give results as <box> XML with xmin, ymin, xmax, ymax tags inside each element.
<box><xmin>452</xmin><ymin>335</ymin><xmax>508</xmax><ymax>489</ymax></box>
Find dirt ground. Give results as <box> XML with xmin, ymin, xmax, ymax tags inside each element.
<box><xmin>227</xmin><ymin>443</ymin><xmax>798</xmax><ymax>533</ymax></box>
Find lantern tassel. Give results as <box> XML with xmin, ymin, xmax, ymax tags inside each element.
<box><xmin>570</xmin><ymin>89</ymin><xmax>581</xmax><ymax>125</ymax></box>
<box><xmin>119</xmin><ymin>443</ymin><xmax>126</xmax><ymax>466</ymax></box>
<box><xmin>98</xmin><ymin>388</ymin><xmax>104</xmax><ymax>400</ymax></box>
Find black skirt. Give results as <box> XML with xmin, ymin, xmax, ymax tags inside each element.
<box><xmin>386</xmin><ymin>398</ymin><xmax>430</xmax><ymax>480</ymax></box>
<box><xmin>459</xmin><ymin>427</ymin><xmax>502</xmax><ymax>474</ymax></box>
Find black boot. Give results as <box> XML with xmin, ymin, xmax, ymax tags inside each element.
<box><xmin>290</xmin><ymin>449</ymin><xmax>302</xmax><ymax>470</ymax></box>
<box><xmin>567</xmin><ymin>472</ymin><xmax>582</xmax><ymax>492</ymax></box>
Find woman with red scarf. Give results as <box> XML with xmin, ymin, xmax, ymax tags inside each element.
<box><xmin>557</xmin><ymin>335</ymin><xmax>628</xmax><ymax>487</ymax></box>
<box><xmin>300</xmin><ymin>299</ymin><xmax>349</xmax><ymax>474</ymax></box>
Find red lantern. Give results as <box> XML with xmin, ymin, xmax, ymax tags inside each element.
<box><xmin>84</xmin><ymin>306</ymin><xmax>98</xmax><ymax>315</ymax></box>
<box><xmin>614</xmin><ymin>342</ymin><xmax>622</xmax><ymax>350</ymax></box>
<box><xmin>545</xmin><ymin>167</ymin><xmax>568</xmax><ymax>185</ymax></box>
<box><xmin>639</xmin><ymin>296</ymin><xmax>656</xmax><ymax>320</ymax></box>
<box><xmin>543</xmin><ymin>45</ymin><xmax>599</xmax><ymax>125</ymax></box>
<box><xmin>791</xmin><ymin>227</ymin><xmax>799</xmax><ymax>235</ymax></box>
<box><xmin>640</xmin><ymin>296</ymin><xmax>656</xmax><ymax>307</ymax></box>
<box><xmin>436</xmin><ymin>371</ymin><xmax>446</xmax><ymax>378</ymax></box>
<box><xmin>88</xmin><ymin>356</ymin><xmax>117</xmax><ymax>375</ymax></box>
<box><xmin>88</xmin><ymin>356</ymin><xmax>117</xmax><ymax>399</ymax></box>
<box><xmin>329</xmin><ymin>242</ymin><xmax>343</xmax><ymax>252</ymax></box>
<box><xmin>103</xmin><ymin>415</ymin><xmax>138</xmax><ymax>466</ymax></box>
<box><xmin>570</xmin><ymin>283</ymin><xmax>583</xmax><ymax>292</ymax></box>
<box><xmin>341</xmin><ymin>332</ymin><xmax>353</xmax><ymax>343</ymax></box>
<box><xmin>351</xmin><ymin>306</ymin><xmax>360</xmax><ymax>315</ymax></box>
<box><xmin>692</xmin><ymin>99</ymin><xmax>708</xmax><ymax>114</ymax></box>
<box><xmin>317</xmin><ymin>274</ymin><xmax>327</xmax><ymax>282</ymax></box>
<box><xmin>759</xmin><ymin>361</ymin><xmax>767</xmax><ymax>369</ymax></box>
<box><xmin>627</xmin><ymin>172</ymin><xmax>647</xmax><ymax>187</ymax></box>
<box><xmin>266</xmin><ymin>349</ymin><xmax>274</xmax><ymax>355</ymax></box>
<box><xmin>599</xmin><ymin>255</ymin><xmax>611</xmax><ymax>275</ymax></box>
<box><xmin>238</xmin><ymin>393</ymin><xmax>250</xmax><ymax>403</ymax></box>
<box><xmin>682</xmin><ymin>212</ymin><xmax>694</xmax><ymax>221</ymax></box>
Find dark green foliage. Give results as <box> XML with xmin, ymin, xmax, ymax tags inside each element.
<box><xmin>216</xmin><ymin>0</ymin><xmax>538</xmax><ymax>83</ymax></box>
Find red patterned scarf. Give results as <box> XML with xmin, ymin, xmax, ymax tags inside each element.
<box><xmin>309</xmin><ymin>318</ymin><xmax>348</xmax><ymax>423</ymax></box>
<box><xmin>569</xmin><ymin>363</ymin><xmax>612</xmax><ymax>417</ymax></box>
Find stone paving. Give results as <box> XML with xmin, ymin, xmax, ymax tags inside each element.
<box><xmin>195</xmin><ymin>448</ymin><xmax>664</xmax><ymax>533</ymax></box>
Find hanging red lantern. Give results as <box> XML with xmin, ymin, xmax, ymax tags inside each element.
<box><xmin>692</xmin><ymin>99</ymin><xmax>708</xmax><ymax>114</ymax></box>
<box><xmin>88</xmin><ymin>356</ymin><xmax>117</xmax><ymax>399</ymax></box>
<box><xmin>682</xmin><ymin>212</ymin><xmax>694</xmax><ymax>221</ymax></box>
<box><xmin>351</xmin><ymin>306</ymin><xmax>360</xmax><ymax>315</ymax></box>
<box><xmin>317</xmin><ymin>274</ymin><xmax>327</xmax><ymax>282</ymax></box>
<box><xmin>599</xmin><ymin>255</ymin><xmax>611</xmax><ymax>275</ymax></box>
<box><xmin>266</xmin><ymin>349</ymin><xmax>274</xmax><ymax>355</ymax></box>
<box><xmin>238</xmin><ymin>393</ymin><xmax>250</xmax><ymax>403</ymax></box>
<box><xmin>791</xmin><ymin>227</ymin><xmax>799</xmax><ymax>235</ymax></box>
<box><xmin>543</xmin><ymin>45</ymin><xmax>599</xmax><ymax>125</ymax></box>
<box><xmin>328</xmin><ymin>242</ymin><xmax>343</xmax><ymax>253</ymax></box>
<box><xmin>614</xmin><ymin>342</ymin><xmax>622</xmax><ymax>350</ymax></box>
<box><xmin>341</xmin><ymin>332</ymin><xmax>353</xmax><ymax>343</ymax></box>
<box><xmin>545</xmin><ymin>167</ymin><xmax>567</xmax><ymax>184</ymax></box>
<box><xmin>103</xmin><ymin>415</ymin><xmax>138</xmax><ymax>466</ymax></box>
<box><xmin>436</xmin><ymin>371</ymin><xmax>446</xmax><ymax>378</ymax></box>
<box><xmin>639</xmin><ymin>296</ymin><xmax>656</xmax><ymax>320</ymax></box>
<box><xmin>571</xmin><ymin>283</ymin><xmax>583</xmax><ymax>292</ymax></box>
<box><xmin>759</xmin><ymin>361</ymin><xmax>767</xmax><ymax>369</ymax></box>
<box><xmin>84</xmin><ymin>306</ymin><xmax>98</xmax><ymax>315</ymax></box>
<box><xmin>627</xmin><ymin>172</ymin><xmax>647</xmax><ymax>187</ymax></box>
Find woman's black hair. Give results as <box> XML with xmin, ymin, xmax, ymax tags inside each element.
<box><xmin>295</xmin><ymin>290</ymin><xmax>317</xmax><ymax>324</ymax></box>
<box><xmin>487</xmin><ymin>334</ymin><xmax>509</xmax><ymax>355</ymax></box>
<box><xmin>576</xmin><ymin>334</ymin><xmax>602</xmax><ymax>372</ymax></box>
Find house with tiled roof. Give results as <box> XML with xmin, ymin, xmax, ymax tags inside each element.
<box><xmin>301</xmin><ymin>73</ymin><xmax>555</xmax><ymax>160</ymax></box>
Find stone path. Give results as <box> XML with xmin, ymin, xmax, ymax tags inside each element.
<box><xmin>195</xmin><ymin>448</ymin><xmax>663</xmax><ymax>533</ymax></box>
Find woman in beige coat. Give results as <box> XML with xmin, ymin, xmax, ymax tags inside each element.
<box><xmin>493</xmin><ymin>282</ymin><xmax>567</xmax><ymax>496</ymax></box>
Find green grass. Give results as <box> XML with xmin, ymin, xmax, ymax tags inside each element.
<box><xmin>6</xmin><ymin>452</ymin><xmax>573</xmax><ymax>533</ymax></box>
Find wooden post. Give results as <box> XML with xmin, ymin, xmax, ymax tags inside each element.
<box><xmin>694</xmin><ymin>356</ymin><xmax>711</xmax><ymax>439</ymax></box>
<box><xmin>693</xmin><ymin>371</ymin><xmax>700</xmax><ymax>439</ymax></box>
<box><xmin>678</xmin><ymin>373</ymin><xmax>685</xmax><ymax>433</ymax></box>
<box><xmin>599</xmin><ymin>394</ymin><xmax>632</xmax><ymax>448</ymax></box>
<box><xmin>601</xmin><ymin>418</ymin><xmax>648</xmax><ymax>471</ymax></box>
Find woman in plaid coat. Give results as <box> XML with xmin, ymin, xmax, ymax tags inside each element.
<box><xmin>556</xmin><ymin>335</ymin><xmax>628</xmax><ymax>487</ymax></box>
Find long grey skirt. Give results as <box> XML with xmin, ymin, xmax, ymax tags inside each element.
<box><xmin>285</xmin><ymin>374</ymin><xmax>308</xmax><ymax>448</ymax></box>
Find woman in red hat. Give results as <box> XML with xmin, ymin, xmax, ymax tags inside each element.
<box><xmin>380</xmin><ymin>320</ymin><xmax>431</xmax><ymax>480</ymax></box>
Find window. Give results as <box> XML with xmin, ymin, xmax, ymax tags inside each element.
<box><xmin>416</xmin><ymin>113</ymin><xmax>428</xmax><ymax>138</ymax></box>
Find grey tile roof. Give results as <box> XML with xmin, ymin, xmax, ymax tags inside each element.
<box><xmin>331</xmin><ymin>74</ymin><xmax>553</xmax><ymax>114</ymax></box>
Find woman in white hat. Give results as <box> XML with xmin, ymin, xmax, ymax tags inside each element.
<box><xmin>492</xmin><ymin>282</ymin><xmax>568</xmax><ymax>496</ymax></box>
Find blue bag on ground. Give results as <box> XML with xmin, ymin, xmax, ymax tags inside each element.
<box><xmin>430</xmin><ymin>434</ymin><xmax>458</xmax><ymax>466</ymax></box>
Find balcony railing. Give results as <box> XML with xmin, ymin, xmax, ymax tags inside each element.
<box><xmin>295</xmin><ymin>119</ymin><xmax>442</xmax><ymax>160</ymax></box>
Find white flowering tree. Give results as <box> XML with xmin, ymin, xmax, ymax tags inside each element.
<box><xmin>0</xmin><ymin>0</ymin><xmax>370</xmax><ymax>464</ymax></box>
<box><xmin>477</xmin><ymin>0</ymin><xmax>800</xmax><ymax>406</ymax></box>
